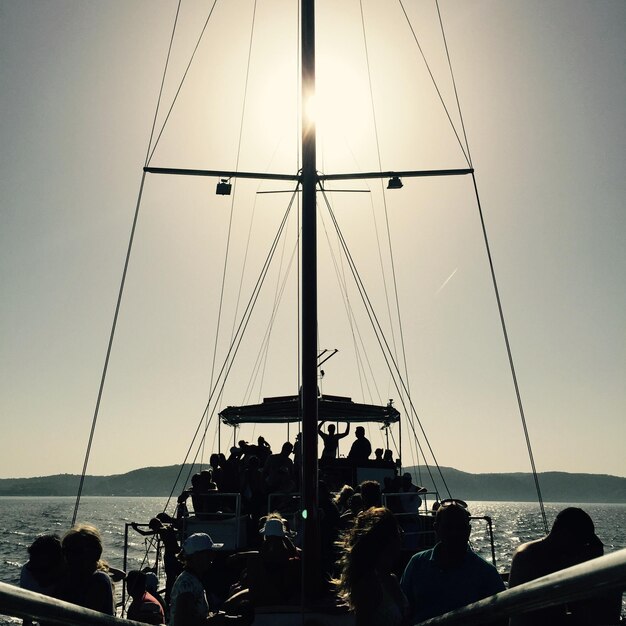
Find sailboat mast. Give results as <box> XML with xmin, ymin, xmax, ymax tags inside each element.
<box><xmin>300</xmin><ymin>0</ymin><xmax>320</xmax><ymax>601</ymax></box>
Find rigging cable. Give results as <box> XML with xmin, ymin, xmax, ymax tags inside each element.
<box><xmin>72</xmin><ymin>2</ymin><xmax>184</xmax><ymax>524</ymax></box>
<box><xmin>397</xmin><ymin>0</ymin><xmax>470</xmax><ymax>167</ymax></box>
<box><xmin>318</xmin><ymin>206</ymin><xmax>383</xmax><ymax>407</ymax></box>
<box><xmin>319</xmin><ymin>187</ymin><xmax>452</xmax><ymax>498</ymax></box>
<box><xmin>72</xmin><ymin>173</ymin><xmax>148</xmax><ymax>526</ymax></box>
<box><xmin>197</xmin><ymin>0</ymin><xmax>258</xmax><ymax>464</ymax></box>
<box><xmin>146</xmin><ymin>0</ymin><xmax>219</xmax><ymax>166</ymax></box>
<box><xmin>175</xmin><ymin>188</ymin><xmax>299</xmax><ymax>502</ymax></box>
<box><xmin>471</xmin><ymin>173</ymin><xmax>549</xmax><ymax>534</ymax></box>
<box><xmin>243</xmin><ymin>237</ymin><xmax>299</xmax><ymax>406</ymax></box>
<box><xmin>163</xmin><ymin>187</ymin><xmax>300</xmax><ymax>510</ymax></box>
<box><xmin>430</xmin><ymin>0</ymin><xmax>547</xmax><ymax>532</ymax></box>
<box><xmin>435</xmin><ymin>0</ymin><xmax>473</xmax><ymax>167</ymax></box>
<box><xmin>358</xmin><ymin>1</ymin><xmax>401</xmax><ymax>365</ymax></box>
<box><xmin>359</xmin><ymin>1</ymin><xmax>423</xmax><ymax>476</ymax></box>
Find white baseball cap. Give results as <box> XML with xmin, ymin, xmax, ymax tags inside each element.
<box><xmin>183</xmin><ymin>532</ymin><xmax>223</xmax><ymax>554</ymax></box>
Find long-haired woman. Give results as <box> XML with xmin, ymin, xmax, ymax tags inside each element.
<box><xmin>57</xmin><ymin>523</ymin><xmax>115</xmax><ymax>615</ymax></box>
<box><xmin>334</xmin><ymin>507</ymin><xmax>409</xmax><ymax>626</ymax></box>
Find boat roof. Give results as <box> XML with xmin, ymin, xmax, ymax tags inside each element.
<box><xmin>219</xmin><ymin>394</ymin><xmax>400</xmax><ymax>426</ymax></box>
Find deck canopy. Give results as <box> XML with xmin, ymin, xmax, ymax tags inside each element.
<box><xmin>219</xmin><ymin>394</ymin><xmax>400</xmax><ymax>426</ymax></box>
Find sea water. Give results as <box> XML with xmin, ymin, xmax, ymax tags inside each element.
<box><xmin>1</xmin><ymin>497</ymin><xmax>624</xmax><ymax>623</ymax></box>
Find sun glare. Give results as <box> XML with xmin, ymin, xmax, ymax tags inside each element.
<box><xmin>314</xmin><ymin>56</ymin><xmax>373</xmax><ymax>165</ymax></box>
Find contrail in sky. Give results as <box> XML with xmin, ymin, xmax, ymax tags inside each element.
<box><xmin>435</xmin><ymin>268</ymin><xmax>458</xmax><ymax>296</ymax></box>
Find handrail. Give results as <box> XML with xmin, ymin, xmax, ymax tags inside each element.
<box><xmin>2</xmin><ymin>549</ymin><xmax>624</xmax><ymax>625</ymax></box>
<box><xmin>415</xmin><ymin>548</ymin><xmax>626</xmax><ymax>625</ymax></box>
<box><xmin>0</xmin><ymin>582</ymin><xmax>144</xmax><ymax>626</ymax></box>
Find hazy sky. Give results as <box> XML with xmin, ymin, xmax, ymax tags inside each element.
<box><xmin>1</xmin><ymin>0</ymin><xmax>624</xmax><ymax>481</ymax></box>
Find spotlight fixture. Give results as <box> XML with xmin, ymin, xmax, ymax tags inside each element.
<box><xmin>216</xmin><ymin>178</ymin><xmax>232</xmax><ymax>195</ymax></box>
<box><xmin>387</xmin><ymin>175</ymin><xmax>403</xmax><ymax>190</ymax></box>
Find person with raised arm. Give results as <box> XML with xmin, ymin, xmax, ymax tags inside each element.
<box><xmin>318</xmin><ymin>420</ymin><xmax>350</xmax><ymax>461</ymax></box>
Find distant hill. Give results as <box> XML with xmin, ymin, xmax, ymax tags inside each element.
<box><xmin>404</xmin><ymin>466</ymin><xmax>626</xmax><ymax>504</ymax></box>
<box><xmin>0</xmin><ymin>465</ymin><xmax>624</xmax><ymax>502</ymax></box>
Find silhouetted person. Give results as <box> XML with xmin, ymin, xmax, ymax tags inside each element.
<box><xmin>169</xmin><ymin>533</ymin><xmax>248</xmax><ymax>625</ymax></box>
<box><xmin>339</xmin><ymin>492</ymin><xmax>364</xmax><ymax>529</ymax></box>
<box><xmin>240</xmin><ymin>455</ymin><xmax>265</xmax><ymax>520</ymax></box>
<box><xmin>20</xmin><ymin>533</ymin><xmax>64</xmax><ymax>595</ymax></box>
<box><xmin>508</xmin><ymin>507</ymin><xmax>622</xmax><ymax>625</ymax></box>
<box><xmin>347</xmin><ymin>426</ymin><xmax>372</xmax><ymax>465</ymax></box>
<box><xmin>20</xmin><ymin>534</ymin><xmax>65</xmax><ymax>626</ymax></box>
<box><xmin>374</xmin><ymin>448</ymin><xmax>384</xmax><ymax>462</ymax></box>
<box><xmin>209</xmin><ymin>454</ymin><xmax>225</xmax><ymax>491</ymax></box>
<box><xmin>226</xmin><ymin>516</ymin><xmax>301</xmax><ymax>609</ymax></box>
<box><xmin>334</xmin><ymin>507</ymin><xmax>409</xmax><ymax>626</ymax></box>
<box><xmin>237</xmin><ymin>441</ymin><xmax>259</xmax><ymax>466</ymax></box>
<box><xmin>220</xmin><ymin>449</ymin><xmax>241</xmax><ymax>493</ymax></box>
<box><xmin>292</xmin><ymin>432</ymin><xmax>302</xmax><ymax>487</ymax></box>
<box><xmin>318</xmin><ymin>421</ymin><xmax>350</xmax><ymax>460</ymax></box>
<box><xmin>333</xmin><ymin>484</ymin><xmax>355</xmax><ymax>515</ymax></box>
<box><xmin>56</xmin><ymin>523</ymin><xmax>116</xmax><ymax>616</ymax></box>
<box><xmin>359</xmin><ymin>480</ymin><xmax>382</xmax><ymax>509</ymax></box>
<box><xmin>126</xmin><ymin>569</ymin><xmax>165</xmax><ymax>624</ymax></box>
<box><xmin>132</xmin><ymin>516</ymin><xmax>182</xmax><ymax>605</ymax></box>
<box><xmin>400</xmin><ymin>502</ymin><xmax>505</xmax><ymax>624</ymax></box>
<box><xmin>398</xmin><ymin>472</ymin><xmax>424</xmax><ymax>512</ymax></box>
<box><xmin>263</xmin><ymin>442</ymin><xmax>294</xmax><ymax>492</ymax></box>
<box><xmin>255</xmin><ymin>436</ymin><xmax>272</xmax><ymax>465</ymax></box>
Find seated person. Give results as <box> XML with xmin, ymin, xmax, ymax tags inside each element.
<box><xmin>126</xmin><ymin>570</ymin><xmax>165</xmax><ymax>624</ymax></box>
<box><xmin>334</xmin><ymin>507</ymin><xmax>409</xmax><ymax>626</ymax></box>
<box><xmin>20</xmin><ymin>534</ymin><xmax>65</xmax><ymax>626</ymax></box>
<box><xmin>56</xmin><ymin>524</ymin><xmax>116</xmax><ymax>616</ymax></box>
<box><xmin>20</xmin><ymin>534</ymin><xmax>64</xmax><ymax>596</ymax></box>
<box><xmin>397</xmin><ymin>472</ymin><xmax>423</xmax><ymax>512</ymax></box>
<box><xmin>170</xmin><ymin>533</ymin><xmax>250</xmax><ymax>625</ymax></box>
<box><xmin>400</xmin><ymin>502</ymin><xmax>505</xmax><ymax>624</ymax></box>
<box><xmin>227</xmin><ymin>516</ymin><xmax>301</xmax><ymax>608</ymax></box>
<box><xmin>359</xmin><ymin>480</ymin><xmax>382</xmax><ymax>509</ymax></box>
<box><xmin>508</xmin><ymin>507</ymin><xmax>622</xmax><ymax>625</ymax></box>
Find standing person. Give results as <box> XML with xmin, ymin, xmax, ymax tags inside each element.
<box><xmin>346</xmin><ymin>426</ymin><xmax>372</xmax><ymax>465</ymax></box>
<box><xmin>255</xmin><ymin>437</ymin><xmax>272</xmax><ymax>465</ymax></box>
<box><xmin>400</xmin><ymin>502</ymin><xmax>505</xmax><ymax>624</ymax></box>
<box><xmin>56</xmin><ymin>523</ymin><xmax>116</xmax><ymax>615</ymax></box>
<box><xmin>262</xmin><ymin>442</ymin><xmax>294</xmax><ymax>492</ymax></box>
<box><xmin>334</xmin><ymin>507</ymin><xmax>409</xmax><ymax>626</ymax></box>
<box><xmin>132</xmin><ymin>516</ymin><xmax>182</xmax><ymax>605</ymax></box>
<box><xmin>318</xmin><ymin>421</ymin><xmax>350</xmax><ymax>461</ymax></box>
<box><xmin>292</xmin><ymin>433</ymin><xmax>302</xmax><ymax>488</ymax></box>
<box><xmin>508</xmin><ymin>507</ymin><xmax>622</xmax><ymax>625</ymax></box>
<box><xmin>169</xmin><ymin>533</ymin><xmax>248</xmax><ymax>625</ymax></box>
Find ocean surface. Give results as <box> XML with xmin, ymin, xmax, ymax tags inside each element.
<box><xmin>1</xmin><ymin>497</ymin><xmax>624</xmax><ymax>623</ymax></box>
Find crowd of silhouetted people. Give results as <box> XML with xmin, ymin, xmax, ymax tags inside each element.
<box><xmin>168</xmin><ymin>433</ymin><xmax>409</xmax><ymax>528</ymax></box>
<box><xmin>17</xmin><ymin>430</ymin><xmax>623</xmax><ymax>626</ymax></box>
<box><xmin>19</xmin><ymin>500</ymin><xmax>622</xmax><ymax>625</ymax></box>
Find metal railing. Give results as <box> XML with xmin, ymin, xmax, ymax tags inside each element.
<box><xmin>0</xmin><ymin>583</ymin><xmax>145</xmax><ymax>626</ymax></box>
<box><xmin>2</xmin><ymin>548</ymin><xmax>624</xmax><ymax>626</ymax></box>
<box><xmin>415</xmin><ymin>548</ymin><xmax>626</xmax><ymax>625</ymax></box>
